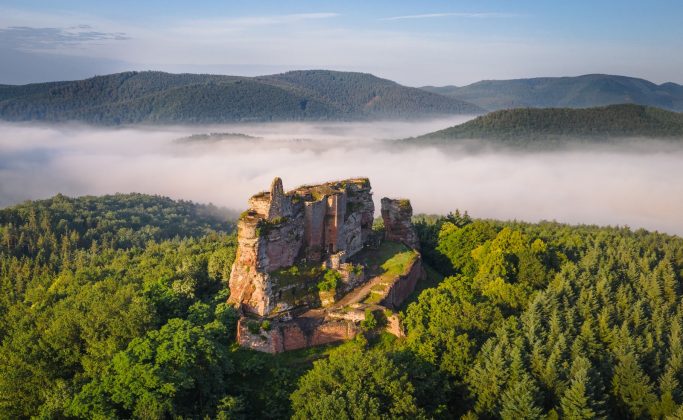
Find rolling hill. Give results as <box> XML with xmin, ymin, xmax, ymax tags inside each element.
<box><xmin>407</xmin><ymin>104</ymin><xmax>683</xmax><ymax>147</ymax></box>
<box><xmin>259</xmin><ymin>70</ymin><xmax>483</xmax><ymax>117</ymax></box>
<box><xmin>0</xmin><ymin>70</ymin><xmax>483</xmax><ymax>124</ymax></box>
<box><xmin>421</xmin><ymin>74</ymin><xmax>683</xmax><ymax>112</ymax></box>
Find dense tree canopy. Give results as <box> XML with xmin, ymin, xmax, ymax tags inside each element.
<box><xmin>0</xmin><ymin>70</ymin><xmax>480</xmax><ymax>124</ymax></box>
<box><xmin>2</xmin><ymin>194</ymin><xmax>683</xmax><ymax>418</ymax></box>
<box><xmin>403</xmin><ymin>218</ymin><xmax>683</xmax><ymax>418</ymax></box>
<box><xmin>420</xmin><ymin>74</ymin><xmax>683</xmax><ymax>112</ymax></box>
<box><xmin>411</xmin><ymin>104</ymin><xmax>683</xmax><ymax>147</ymax></box>
<box><xmin>0</xmin><ymin>194</ymin><xmax>246</xmax><ymax>418</ymax></box>
<box><xmin>291</xmin><ymin>339</ymin><xmax>426</xmax><ymax>419</ymax></box>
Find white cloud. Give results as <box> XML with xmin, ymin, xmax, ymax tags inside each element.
<box><xmin>0</xmin><ymin>7</ymin><xmax>681</xmax><ymax>86</ymax></box>
<box><xmin>0</xmin><ymin>25</ymin><xmax>129</xmax><ymax>51</ymax></box>
<box><xmin>380</xmin><ymin>12</ymin><xmax>518</xmax><ymax>21</ymax></box>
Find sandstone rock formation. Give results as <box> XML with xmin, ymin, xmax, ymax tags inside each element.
<box><xmin>381</xmin><ymin>197</ymin><xmax>420</xmax><ymax>250</ymax></box>
<box><xmin>228</xmin><ymin>177</ymin><xmax>374</xmax><ymax>316</ymax></box>
<box><xmin>230</xmin><ymin>177</ymin><xmax>425</xmax><ymax>353</ymax></box>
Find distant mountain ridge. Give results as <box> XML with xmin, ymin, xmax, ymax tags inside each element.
<box><xmin>0</xmin><ymin>70</ymin><xmax>483</xmax><ymax>124</ymax></box>
<box><xmin>421</xmin><ymin>74</ymin><xmax>683</xmax><ymax>112</ymax></box>
<box><xmin>408</xmin><ymin>104</ymin><xmax>683</xmax><ymax>147</ymax></box>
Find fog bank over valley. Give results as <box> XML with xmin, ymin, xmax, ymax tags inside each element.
<box><xmin>2</xmin><ymin>119</ymin><xmax>683</xmax><ymax>235</ymax></box>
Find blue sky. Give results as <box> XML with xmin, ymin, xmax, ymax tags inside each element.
<box><xmin>0</xmin><ymin>0</ymin><xmax>681</xmax><ymax>85</ymax></box>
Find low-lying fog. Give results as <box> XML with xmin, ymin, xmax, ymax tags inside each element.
<box><xmin>2</xmin><ymin>117</ymin><xmax>683</xmax><ymax>236</ymax></box>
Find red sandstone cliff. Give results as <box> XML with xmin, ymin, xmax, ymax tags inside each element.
<box><xmin>228</xmin><ymin>177</ymin><xmax>374</xmax><ymax>316</ymax></box>
<box><xmin>229</xmin><ymin>177</ymin><xmax>426</xmax><ymax>353</ymax></box>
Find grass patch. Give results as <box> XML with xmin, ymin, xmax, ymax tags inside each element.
<box><xmin>359</xmin><ymin>241</ymin><xmax>419</xmax><ymax>305</ymax></box>
<box><xmin>230</xmin><ymin>338</ymin><xmax>342</xmax><ymax>371</ymax></box>
<box><xmin>365</xmin><ymin>293</ymin><xmax>384</xmax><ymax>304</ymax></box>
<box><xmin>270</xmin><ymin>341</ymin><xmax>340</xmax><ymax>367</ymax></box>
<box><xmin>380</xmin><ymin>249</ymin><xmax>417</xmax><ymax>277</ymax></box>
<box><xmin>357</xmin><ymin>241</ymin><xmax>410</xmax><ymax>274</ymax></box>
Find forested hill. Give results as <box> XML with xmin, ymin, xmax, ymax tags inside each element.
<box><xmin>421</xmin><ymin>74</ymin><xmax>683</xmax><ymax>112</ymax></box>
<box><xmin>0</xmin><ymin>70</ymin><xmax>483</xmax><ymax>124</ymax></box>
<box><xmin>259</xmin><ymin>70</ymin><xmax>483</xmax><ymax>117</ymax></box>
<box><xmin>0</xmin><ymin>193</ymin><xmax>235</xmax><ymax>258</ymax></box>
<box><xmin>408</xmin><ymin>104</ymin><xmax>683</xmax><ymax>146</ymax></box>
<box><xmin>3</xmin><ymin>192</ymin><xmax>683</xmax><ymax>417</ymax></box>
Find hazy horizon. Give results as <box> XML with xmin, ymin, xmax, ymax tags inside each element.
<box><xmin>0</xmin><ymin>67</ymin><xmax>680</xmax><ymax>89</ymax></box>
<box><xmin>1</xmin><ymin>1</ymin><xmax>682</xmax><ymax>86</ymax></box>
<box><xmin>3</xmin><ymin>119</ymin><xmax>683</xmax><ymax>236</ymax></box>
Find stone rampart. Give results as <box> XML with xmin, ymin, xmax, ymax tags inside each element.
<box><xmin>237</xmin><ymin>317</ymin><xmax>360</xmax><ymax>353</ymax></box>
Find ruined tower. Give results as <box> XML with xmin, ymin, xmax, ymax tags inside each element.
<box><xmin>381</xmin><ymin>197</ymin><xmax>420</xmax><ymax>250</ymax></box>
<box><xmin>228</xmin><ymin>177</ymin><xmax>374</xmax><ymax>316</ymax></box>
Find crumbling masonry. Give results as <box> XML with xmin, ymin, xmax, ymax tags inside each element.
<box><xmin>228</xmin><ymin>177</ymin><xmax>424</xmax><ymax>352</ymax></box>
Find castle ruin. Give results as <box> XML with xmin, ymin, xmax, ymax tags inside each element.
<box><xmin>228</xmin><ymin>177</ymin><xmax>424</xmax><ymax>352</ymax></box>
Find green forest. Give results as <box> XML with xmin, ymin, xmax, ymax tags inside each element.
<box><xmin>420</xmin><ymin>74</ymin><xmax>683</xmax><ymax>112</ymax></box>
<box><xmin>0</xmin><ymin>70</ymin><xmax>481</xmax><ymax>124</ymax></box>
<box><xmin>409</xmin><ymin>104</ymin><xmax>683</xmax><ymax>147</ymax></box>
<box><xmin>2</xmin><ymin>194</ymin><xmax>683</xmax><ymax>419</ymax></box>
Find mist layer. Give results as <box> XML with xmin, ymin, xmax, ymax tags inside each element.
<box><xmin>1</xmin><ymin>119</ymin><xmax>682</xmax><ymax>236</ymax></box>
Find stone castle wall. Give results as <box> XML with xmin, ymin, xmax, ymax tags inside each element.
<box><xmin>379</xmin><ymin>256</ymin><xmax>426</xmax><ymax>309</ymax></box>
<box><xmin>381</xmin><ymin>198</ymin><xmax>420</xmax><ymax>250</ymax></box>
<box><xmin>303</xmin><ymin>199</ymin><xmax>326</xmax><ymax>261</ymax></box>
<box><xmin>230</xmin><ymin>177</ymin><xmax>426</xmax><ymax>353</ymax></box>
<box><xmin>236</xmin><ymin>317</ymin><xmax>361</xmax><ymax>353</ymax></box>
<box><xmin>228</xmin><ymin>177</ymin><xmax>374</xmax><ymax>317</ymax></box>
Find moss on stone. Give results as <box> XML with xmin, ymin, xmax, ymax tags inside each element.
<box><xmin>397</xmin><ymin>199</ymin><xmax>411</xmax><ymax>210</ymax></box>
<box><xmin>255</xmin><ymin>216</ymin><xmax>287</xmax><ymax>237</ymax></box>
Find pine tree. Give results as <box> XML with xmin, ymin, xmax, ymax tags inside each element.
<box><xmin>560</xmin><ymin>356</ymin><xmax>606</xmax><ymax>419</ymax></box>
<box><xmin>665</xmin><ymin>404</ymin><xmax>683</xmax><ymax>420</ymax></box>
<box><xmin>469</xmin><ymin>340</ymin><xmax>509</xmax><ymax>415</ymax></box>
<box><xmin>656</xmin><ymin>367</ymin><xmax>681</xmax><ymax>418</ymax></box>
<box><xmin>612</xmin><ymin>353</ymin><xmax>657</xmax><ymax>418</ymax></box>
<box><xmin>499</xmin><ymin>373</ymin><xmax>544</xmax><ymax>420</ymax></box>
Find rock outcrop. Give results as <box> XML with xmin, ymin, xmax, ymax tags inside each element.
<box><xmin>228</xmin><ymin>177</ymin><xmax>374</xmax><ymax>316</ymax></box>
<box><xmin>381</xmin><ymin>198</ymin><xmax>420</xmax><ymax>250</ymax></box>
<box><xmin>230</xmin><ymin>177</ymin><xmax>425</xmax><ymax>353</ymax></box>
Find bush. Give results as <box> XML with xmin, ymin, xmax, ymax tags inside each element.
<box><xmin>317</xmin><ymin>270</ymin><xmax>341</xmax><ymax>292</ymax></box>
<box><xmin>361</xmin><ymin>309</ymin><xmax>378</xmax><ymax>331</ymax></box>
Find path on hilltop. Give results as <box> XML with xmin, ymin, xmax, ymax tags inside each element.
<box><xmin>333</xmin><ymin>275</ymin><xmax>383</xmax><ymax>307</ymax></box>
<box><xmin>299</xmin><ymin>273</ymin><xmax>384</xmax><ymax>319</ymax></box>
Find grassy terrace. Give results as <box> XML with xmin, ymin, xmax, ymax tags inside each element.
<box><xmin>356</xmin><ymin>241</ymin><xmax>419</xmax><ymax>304</ymax></box>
